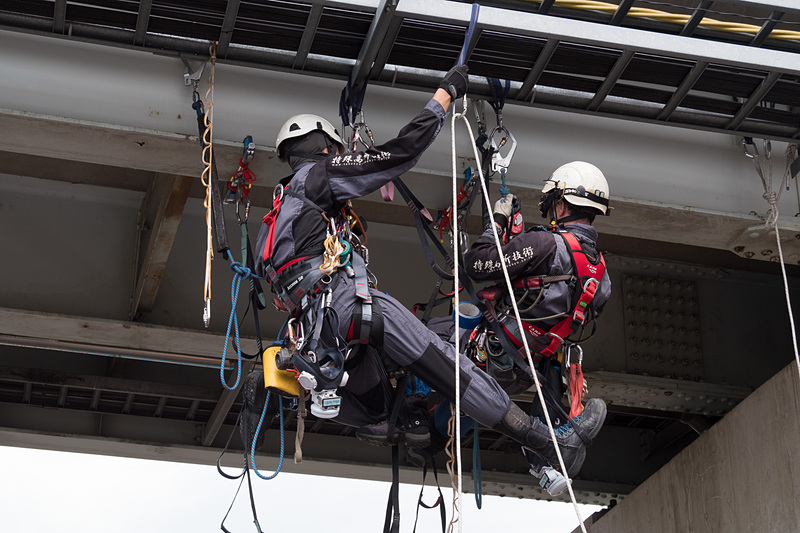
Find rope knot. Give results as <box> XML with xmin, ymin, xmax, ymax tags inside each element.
<box><xmin>231</xmin><ymin>260</ymin><xmax>253</xmax><ymax>279</ymax></box>
<box><xmin>762</xmin><ymin>190</ymin><xmax>778</xmax><ymax>206</ymax></box>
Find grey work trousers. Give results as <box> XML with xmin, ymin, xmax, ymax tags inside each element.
<box><xmin>326</xmin><ymin>272</ymin><xmax>511</xmax><ymax>429</ymax></box>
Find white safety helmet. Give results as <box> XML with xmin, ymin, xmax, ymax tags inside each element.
<box><xmin>276</xmin><ymin>114</ymin><xmax>345</xmax><ymax>161</ymax></box>
<box><xmin>540</xmin><ymin>161</ymin><xmax>610</xmax><ymax>217</ymax></box>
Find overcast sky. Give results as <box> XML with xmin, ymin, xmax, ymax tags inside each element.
<box><xmin>1</xmin><ymin>445</ymin><xmax>600</xmax><ymax>532</ymax></box>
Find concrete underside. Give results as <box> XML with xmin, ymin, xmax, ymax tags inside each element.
<box><xmin>581</xmin><ymin>361</ymin><xmax>800</xmax><ymax>532</ymax></box>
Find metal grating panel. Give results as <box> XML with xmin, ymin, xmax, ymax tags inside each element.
<box><xmin>1</xmin><ymin>0</ymin><xmax>799</xmax><ymax>139</ymax></box>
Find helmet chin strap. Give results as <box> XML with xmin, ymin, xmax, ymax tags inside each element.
<box><xmin>547</xmin><ymin>202</ymin><xmax>560</xmax><ymax>231</ymax></box>
<box><xmin>547</xmin><ymin>198</ymin><xmax>585</xmax><ymax>230</ymax></box>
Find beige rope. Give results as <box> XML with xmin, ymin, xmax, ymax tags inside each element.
<box><xmin>201</xmin><ymin>42</ymin><xmax>217</xmax><ymax>327</ymax></box>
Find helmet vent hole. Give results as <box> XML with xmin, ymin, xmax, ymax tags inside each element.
<box><xmin>289</xmin><ymin>123</ymin><xmax>300</xmax><ymax>132</ymax></box>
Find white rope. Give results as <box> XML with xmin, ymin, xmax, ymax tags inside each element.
<box><xmin>446</xmin><ymin>101</ymin><xmax>464</xmax><ymax>533</ymax></box>
<box><xmin>750</xmin><ymin>141</ymin><xmax>800</xmax><ymax>384</ymax></box>
<box><xmin>449</xmin><ymin>97</ymin><xmax>588</xmax><ymax>533</ymax></box>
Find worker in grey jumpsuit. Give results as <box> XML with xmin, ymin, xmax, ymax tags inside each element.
<box><xmin>255</xmin><ymin>66</ymin><xmax>598</xmax><ymax>476</ymax></box>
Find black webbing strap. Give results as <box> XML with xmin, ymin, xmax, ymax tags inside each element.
<box><xmin>339</xmin><ymin>79</ymin><xmax>368</xmax><ymax>130</ymax></box>
<box><xmin>230</xmin><ymin>222</ymin><xmax>266</xmax><ymax>360</ymax></box>
<box><xmin>242</xmin><ymin>220</ymin><xmax>267</xmax><ymax>310</ymax></box>
<box><xmin>230</xmin><ymin>291</ymin><xmax>263</xmax><ymax>360</ymax></box>
<box><xmin>216</xmin><ymin>411</ymin><xmax>246</xmax><ymax>480</ymax></box>
<box><xmin>350</xmin><ymin>290</ymin><xmax>385</xmax><ymax>356</ymax></box>
<box><xmin>383</xmin><ymin>373</ymin><xmax>410</xmax><ymax>533</ymax></box>
<box><xmin>284</xmin><ymin>189</ymin><xmax>326</xmax><ymax>215</ymax></box>
<box><xmin>217</xmin><ymin>412</ymin><xmax>264</xmax><ymax>533</ymax></box>
<box><xmin>420</xmin><ymin>278</ymin><xmax>445</xmax><ymax>325</ymax></box>
<box><xmin>412</xmin><ymin>458</ymin><xmax>447</xmax><ymax>533</ymax></box>
<box><xmin>193</xmin><ymin>111</ymin><xmax>230</xmax><ymax>257</ymax></box>
<box><xmin>384</xmin><ymin>445</ymin><xmax>401</xmax><ymax>533</ymax></box>
<box><xmin>393</xmin><ymin>178</ymin><xmax>455</xmax><ymax>281</ymax></box>
<box><xmin>220</xmin><ymin>462</ymin><xmax>264</xmax><ymax>533</ymax></box>
<box><xmin>386</xmin><ymin>374</ymin><xmax>410</xmax><ymax>446</ymax></box>
<box><xmin>486</xmin><ymin>77</ymin><xmax>510</xmax><ymax>118</ymax></box>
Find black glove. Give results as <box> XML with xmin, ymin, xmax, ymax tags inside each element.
<box><xmin>438</xmin><ymin>65</ymin><xmax>469</xmax><ymax>100</ymax></box>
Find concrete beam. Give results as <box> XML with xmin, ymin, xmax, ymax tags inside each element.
<box><xmin>130</xmin><ymin>174</ymin><xmax>193</xmax><ymax>318</ymax></box>
<box><xmin>0</xmin><ymin>307</ymin><xmax>251</xmax><ymax>365</ymax></box>
<box><xmin>4</xmin><ymin>108</ymin><xmax>800</xmax><ymax>265</ymax></box>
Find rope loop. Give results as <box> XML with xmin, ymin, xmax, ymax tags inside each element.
<box><xmin>220</xmin><ymin>262</ymin><xmax>247</xmax><ymax>391</ymax></box>
<box><xmin>250</xmin><ymin>390</ymin><xmax>286</xmax><ymax>480</ymax></box>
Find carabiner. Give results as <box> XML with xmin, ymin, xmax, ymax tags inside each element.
<box><xmin>490</xmin><ymin>126</ymin><xmax>517</xmax><ymax>173</ymax></box>
<box><xmin>564</xmin><ymin>343</ymin><xmax>583</xmax><ymax>370</ymax></box>
<box><xmin>235</xmin><ymin>195</ymin><xmax>250</xmax><ymax>224</ymax></box>
<box><xmin>742</xmin><ymin>137</ymin><xmax>758</xmax><ymax>159</ymax></box>
<box><xmin>288</xmin><ymin>318</ymin><xmax>305</xmax><ymax>350</ymax></box>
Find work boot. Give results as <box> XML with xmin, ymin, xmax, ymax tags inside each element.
<box><xmin>570</xmin><ymin>397</ymin><xmax>607</xmax><ymax>443</ymax></box>
<box><xmin>355</xmin><ymin>393</ymin><xmax>431</xmax><ymax>448</ymax></box>
<box><xmin>493</xmin><ymin>402</ymin><xmax>586</xmax><ymax>477</ymax></box>
<box><xmin>355</xmin><ymin>420</ymin><xmax>431</xmax><ymax>448</ymax></box>
<box><xmin>526</xmin><ymin>417</ymin><xmax>587</xmax><ymax>477</ymax></box>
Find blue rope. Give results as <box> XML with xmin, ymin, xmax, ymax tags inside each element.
<box><xmin>499</xmin><ymin>168</ymin><xmax>510</xmax><ymax>197</ymax></box>
<box><xmin>250</xmin><ymin>390</ymin><xmax>286</xmax><ymax>480</ymax></box>
<box><xmin>219</xmin><ymin>260</ymin><xmax>260</xmax><ymax>391</ymax></box>
<box><xmin>457</xmin><ymin>3</ymin><xmax>480</xmax><ymax>67</ymax></box>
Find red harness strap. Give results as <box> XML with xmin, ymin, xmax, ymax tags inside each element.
<box><xmin>261</xmin><ymin>193</ymin><xmax>283</xmax><ymax>264</ymax></box>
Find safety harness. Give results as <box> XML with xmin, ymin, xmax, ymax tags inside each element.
<box><xmin>258</xmin><ymin>178</ymin><xmax>384</xmax><ymax>419</ymax></box>
<box><xmin>490</xmin><ymin>230</ymin><xmax>606</xmax><ymax>364</ymax></box>
<box><xmin>475</xmin><ymin>228</ymin><xmax>606</xmax><ymax>428</ymax></box>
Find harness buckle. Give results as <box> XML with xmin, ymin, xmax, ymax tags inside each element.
<box><xmin>545</xmin><ymin>331</ymin><xmax>564</xmax><ymax>344</ymax></box>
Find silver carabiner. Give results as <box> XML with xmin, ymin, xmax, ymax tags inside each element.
<box><xmin>273</xmin><ymin>183</ymin><xmax>285</xmax><ymax>202</ymax></box>
<box><xmin>490</xmin><ymin>127</ymin><xmax>517</xmax><ymax>173</ymax></box>
<box><xmin>742</xmin><ymin>137</ymin><xmax>758</xmax><ymax>159</ymax></box>
<box><xmin>235</xmin><ymin>195</ymin><xmax>250</xmax><ymax>224</ymax></box>
<box><xmin>565</xmin><ymin>344</ymin><xmax>583</xmax><ymax>370</ymax></box>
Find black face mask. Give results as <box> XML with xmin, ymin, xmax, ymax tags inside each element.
<box><xmin>539</xmin><ymin>190</ymin><xmax>558</xmax><ymax>219</ymax></box>
<box><xmin>284</xmin><ymin>131</ymin><xmax>335</xmax><ymax>170</ymax></box>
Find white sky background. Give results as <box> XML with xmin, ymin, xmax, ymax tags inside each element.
<box><xmin>1</xmin><ymin>445</ymin><xmax>602</xmax><ymax>533</ymax></box>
